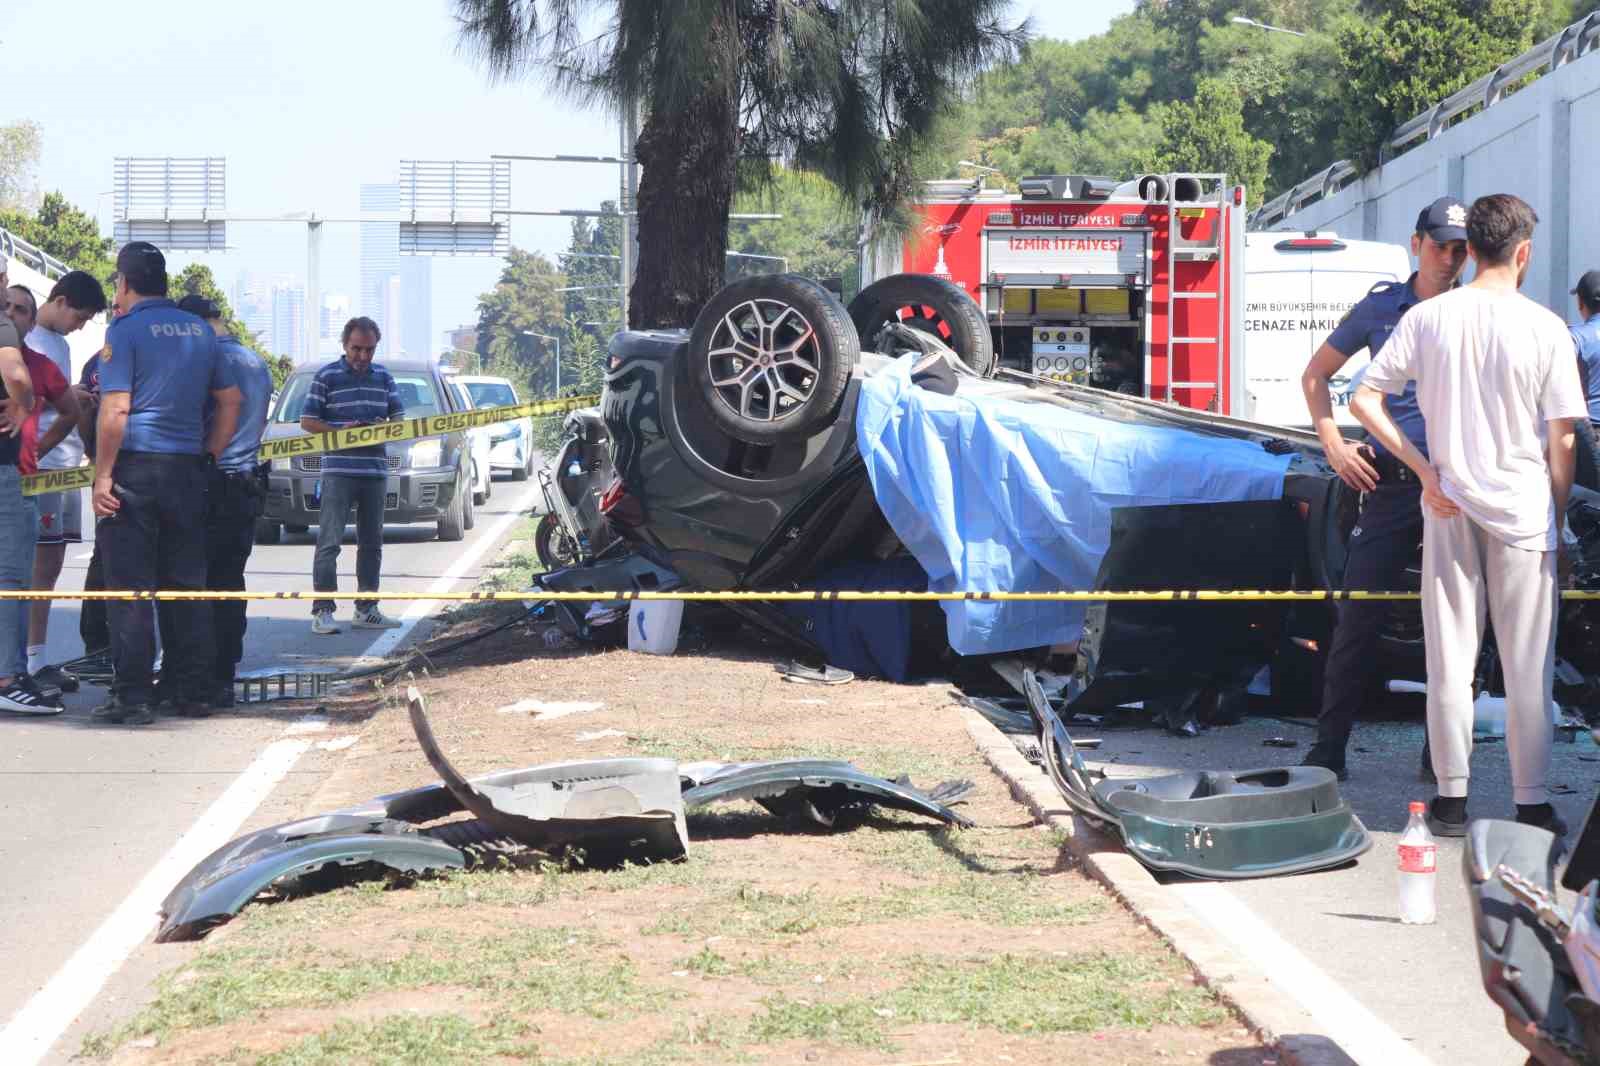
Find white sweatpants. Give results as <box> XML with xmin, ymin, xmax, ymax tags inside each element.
<box><xmin>1421</xmin><ymin>512</ymin><xmax>1557</xmax><ymax>804</ymax></box>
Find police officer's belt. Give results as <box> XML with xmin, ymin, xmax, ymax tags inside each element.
<box><xmin>1370</xmin><ymin>452</ymin><xmax>1418</xmax><ymax>485</ymax></box>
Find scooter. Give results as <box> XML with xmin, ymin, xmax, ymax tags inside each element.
<box><xmin>1469</xmin><ymin>790</ymin><xmax>1600</xmax><ymax>1065</ymax></box>
<box><xmin>535</xmin><ymin>408</ymin><xmax>618</xmax><ymax>570</ymax></box>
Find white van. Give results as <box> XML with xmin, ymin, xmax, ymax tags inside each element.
<box><xmin>1241</xmin><ymin>232</ymin><xmax>1413</xmax><ymax>430</ymax></box>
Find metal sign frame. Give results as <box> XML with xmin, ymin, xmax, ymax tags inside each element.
<box><xmin>113</xmin><ymin>157</ymin><xmax>227</xmax><ymax>251</ymax></box>
<box><xmin>399</xmin><ymin>160</ymin><xmax>510</xmax><ymax>256</ymax></box>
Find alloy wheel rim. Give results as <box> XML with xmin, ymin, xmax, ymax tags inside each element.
<box><xmin>704</xmin><ymin>299</ymin><xmax>821</xmax><ymax>424</ymax></box>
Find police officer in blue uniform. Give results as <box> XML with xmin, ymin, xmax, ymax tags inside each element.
<box><xmin>176</xmin><ymin>294</ymin><xmax>275</xmax><ymax>708</ymax></box>
<box><xmin>91</xmin><ymin>244</ymin><xmax>242</xmax><ymax>725</ymax></box>
<box><xmin>1571</xmin><ymin>270</ymin><xmax>1600</xmax><ymax>491</ymax></box>
<box><xmin>1298</xmin><ymin>197</ymin><xmax>1470</xmax><ymax>778</ymax></box>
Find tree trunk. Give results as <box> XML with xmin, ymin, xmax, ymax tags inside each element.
<box><xmin>627</xmin><ymin>3</ymin><xmax>740</xmax><ymax>330</ymax></box>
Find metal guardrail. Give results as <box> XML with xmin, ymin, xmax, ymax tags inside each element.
<box><xmin>0</xmin><ymin>224</ymin><xmax>69</xmax><ymax>280</ymax></box>
<box><xmin>1249</xmin><ymin>8</ymin><xmax>1600</xmax><ymax>230</ymax></box>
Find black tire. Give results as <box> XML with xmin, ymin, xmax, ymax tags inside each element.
<box><xmin>847</xmin><ymin>273</ymin><xmax>995</xmax><ymax>376</ymax></box>
<box><xmin>472</xmin><ymin>462</ymin><xmax>487</xmax><ymax>506</ymax></box>
<box><xmin>534</xmin><ymin>511</ymin><xmax>578</xmax><ymax>570</ymax></box>
<box><xmin>437</xmin><ymin>475</ymin><xmax>466</xmax><ymax>542</ymax></box>
<box><xmin>254</xmin><ymin>520</ymin><xmax>281</xmax><ymax>545</ymax></box>
<box><xmin>285</xmin><ymin>524</ymin><xmax>309</xmax><ymax>535</ymax></box>
<box><xmin>463</xmin><ymin>477</ymin><xmax>477</xmax><ymax>531</ymax></box>
<box><xmin>688</xmin><ymin>273</ymin><xmax>859</xmax><ymax>445</ymax></box>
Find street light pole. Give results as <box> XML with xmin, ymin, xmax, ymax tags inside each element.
<box><xmin>522</xmin><ymin>329</ymin><xmax>561</xmax><ymax>396</ymax></box>
<box><xmin>1229</xmin><ymin>15</ymin><xmax>1306</xmax><ymax>36</ymax></box>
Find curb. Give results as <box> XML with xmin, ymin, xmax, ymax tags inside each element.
<box><xmin>961</xmin><ymin>707</ymin><xmax>1359</xmax><ymax>1066</ymax></box>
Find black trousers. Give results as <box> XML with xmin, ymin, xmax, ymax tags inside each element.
<box><xmin>1311</xmin><ymin>481</ymin><xmax>1424</xmax><ymax>760</ymax></box>
<box><xmin>80</xmin><ymin>541</ymin><xmax>109</xmax><ymax>654</ymax></box>
<box><xmin>98</xmin><ymin>452</ymin><xmax>213</xmax><ymax>705</ymax></box>
<box><xmin>1578</xmin><ymin>420</ymin><xmax>1599</xmax><ymax>493</ymax></box>
<box><xmin>206</xmin><ymin>469</ymin><xmax>263</xmax><ymax>684</ymax></box>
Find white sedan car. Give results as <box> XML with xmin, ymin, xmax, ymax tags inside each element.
<box><xmin>446</xmin><ymin>378</ymin><xmax>494</xmax><ymax>506</ymax></box>
<box><xmin>454</xmin><ymin>374</ymin><xmax>536</xmax><ymax>480</ymax></box>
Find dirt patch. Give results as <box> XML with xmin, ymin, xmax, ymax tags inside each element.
<box><xmin>93</xmin><ymin>622</ymin><xmax>1271</xmax><ymax>1066</ymax></box>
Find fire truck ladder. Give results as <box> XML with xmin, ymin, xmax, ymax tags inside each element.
<box><xmin>1162</xmin><ymin>174</ymin><xmax>1227</xmax><ymax>412</ymax></box>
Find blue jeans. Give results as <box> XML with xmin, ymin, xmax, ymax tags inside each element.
<box><xmin>313</xmin><ymin>475</ymin><xmax>386</xmax><ymax>615</ymax></box>
<box><xmin>0</xmin><ymin>469</ymin><xmax>38</xmax><ymax>679</ymax></box>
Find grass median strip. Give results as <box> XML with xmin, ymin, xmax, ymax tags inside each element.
<box><xmin>84</xmin><ymin>645</ymin><xmax>1259</xmax><ymax>1065</ymax></box>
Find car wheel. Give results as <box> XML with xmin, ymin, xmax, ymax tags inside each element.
<box><xmin>472</xmin><ymin>461</ymin><xmax>488</xmax><ymax>506</ymax></box>
<box><xmin>437</xmin><ymin>475</ymin><xmax>467</xmax><ymax>542</ymax></box>
<box><xmin>847</xmin><ymin>273</ymin><xmax>996</xmax><ymax>376</ymax></box>
<box><xmin>534</xmin><ymin>511</ymin><xmax>579</xmax><ymax>570</ymax></box>
<box><xmin>254</xmin><ymin>520</ymin><xmax>281</xmax><ymax>545</ymax></box>
<box><xmin>285</xmin><ymin>524</ymin><xmax>310</xmax><ymax>535</ymax></box>
<box><xmin>463</xmin><ymin>476</ymin><xmax>477</xmax><ymax>531</ymax></box>
<box><xmin>688</xmin><ymin>273</ymin><xmax>859</xmax><ymax>445</ymax></box>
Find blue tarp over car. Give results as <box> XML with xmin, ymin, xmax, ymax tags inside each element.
<box><xmin>855</xmin><ymin>357</ymin><xmax>1297</xmax><ymax>655</ymax></box>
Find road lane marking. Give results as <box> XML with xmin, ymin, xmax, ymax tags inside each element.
<box><xmin>352</xmin><ymin>484</ymin><xmax>543</xmax><ymax>664</ymax></box>
<box><xmin>0</xmin><ymin>715</ymin><xmax>329</xmax><ymax>1066</ymax></box>
<box><xmin>1171</xmin><ymin>881</ymin><xmax>1436</xmax><ymax>1066</ymax></box>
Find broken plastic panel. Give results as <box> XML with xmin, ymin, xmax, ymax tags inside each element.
<box><xmin>680</xmin><ymin>759</ymin><xmax>974</xmax><ymax>829</ymax></box>
<box><xmin>1024</xmin><ymin>669</ymin><xmax>1371</xmax><ymax>879</ymax></box>
<box><xmin>408</xmin><ymin>686</ymin><xmax>690</xmax><ymax>861</ymax></box>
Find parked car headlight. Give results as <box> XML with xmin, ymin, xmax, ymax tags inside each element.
<box><xmin>271</xmin><ymin>458</ymin><xmax>291</xmax><ymax>472</ymax></box>
<box><xmin>409</xmin><ymin>439</ymin><xmax>442</xmax><ymax>468</ymax></box>
<box><xmin>491</xmin><ymin>422</ymin><xmax>522</xmax><ymax>443</ymax></box>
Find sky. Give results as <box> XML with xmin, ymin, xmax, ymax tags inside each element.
<box><xmin>8</xmin><ymin>0</ymin><xmax>1135</xmax><ymax>352</ymax></box>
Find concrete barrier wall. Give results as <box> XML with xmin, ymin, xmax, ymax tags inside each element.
<box><xmin>1263</xmin><ymin>48</ymin><xmax>1600</xmax><ymax>319</ymax></box>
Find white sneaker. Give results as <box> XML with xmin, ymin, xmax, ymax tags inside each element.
<box><xmin>352</xmin><ymin>608</ymin><xmax>401</xmax><ymax>629</ymax></box>
<box><xmin>0</xmin><ymin>679</ymin><xmax>63</xmax><ymax>715</ymax></box>
<box><xmin>311</xmin><ymin>610</ymin><xmax>341</xmax><ymax>635</ymax></box>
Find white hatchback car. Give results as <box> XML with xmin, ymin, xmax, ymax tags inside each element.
<box><xmin>454</xmin><ymin>375</ymin><xmax>536</xmax><ymax>480</ymax></box>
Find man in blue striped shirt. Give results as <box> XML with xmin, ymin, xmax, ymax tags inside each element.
<box><xmin>300</xmin><ymin>317</ymin><xmax>404</xmax><ymax>634</ymax></box>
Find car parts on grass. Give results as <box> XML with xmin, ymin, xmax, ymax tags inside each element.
<box><xmin>156</xmin><ymin>687</ymin><xmax>974</xmax><ymax>941</ymax></box>
<box><xmin>1024</xmin><ymin>668</ymin><xmax>1371</xmax><ymax>879</ymax></box>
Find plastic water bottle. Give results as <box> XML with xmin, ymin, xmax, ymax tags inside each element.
<box><xmin>1398</xmin><ymin>801</ymin><xmax>1438</xmax><ymax>924</ymax></box>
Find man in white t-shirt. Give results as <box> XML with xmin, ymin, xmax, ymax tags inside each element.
<box><xmin>1352</xmin><ymin>193</ymin><xmax>1586</xmax><ymax>838</ymax></box>
<box><xmin>26</xmin><ymin>271</ymin><xmax>107</xmax><ymax>689</ymax></box>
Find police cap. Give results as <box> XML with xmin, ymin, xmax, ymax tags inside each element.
<box><xmin>1415</xmin><ymin>197</ymin><xmax>1468</xmax><ymax>244</ymax></box>
<box><xmin>176</xmin><ymin>294</ymin><xmax>221</xmax><ymax>320</ymax></box>
<box><xmin>1571</xmin><ymin>270</ymin><xmax>1600</xmax><ymax>309</ymax></box>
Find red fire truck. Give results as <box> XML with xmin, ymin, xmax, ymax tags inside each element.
<box><xmin>859</xmin><ymin>172</ymin><xmax>1248</xmax><ymax>414</ymax></box>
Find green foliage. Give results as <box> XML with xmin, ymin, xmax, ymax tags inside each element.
<box><xmin>457</xmin><ymin>1</ymin><xmax>1026</xmax><ymax>324</ymax></box>
<box><xmin>0</xmin><ymin>121</ymin><xmax>41</xmax><ymax>212</ymax></box>
<box><xmin>1333</xmin><ymin>0</ymin><xmax>1547</xmax><ymax>170</ymax></box>
<box><xmin>0</xmin><ymin>191</ymin><xmax>116</xmax><ymax>293</ymax></box>
<box><xmin>472</xmin><ymin>247</ymin><xmax>567</xmax><ymax>392</ymax></box>
<box><xmin>1149</xmin><ymin>79</ymin><xmax>1273</xmax><ymax>204</ymax></box>
<box><xmin>729</xmin><ymin>169</ymin><xmax>858</xmax><ymax>288</ymax></box>
<box><xmin>935</xmin><ymin>0</ymin><xmax>1572</xmax><ymax>200</ymax></box>
<box><xmin>166</xmin><ymin>264</ymin><xmax>290</xmax><ymax>388</ymax></box>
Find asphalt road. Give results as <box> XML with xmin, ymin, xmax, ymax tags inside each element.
<box><xmin>1073</xmin><ymin>698</ymin><xmax>1600</xmax><ymax>1066</ymax></box>
<box><xmin>0</xmin><ymin>476</ymin><xmax>543</xmax><ymax>1065</ymax></box>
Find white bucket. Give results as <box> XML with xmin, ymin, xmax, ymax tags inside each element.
<box><xmin>628</xmin><ymin>599</ymin><xmax>683</xmax><ymax>655</ymax></box>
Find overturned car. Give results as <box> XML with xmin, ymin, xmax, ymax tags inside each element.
<box><xmin>579</xmin><ymin>271</ymin><xmax>1355</xmax><ymax>700</ymax></box>
<box><xmin>557</xmin><ymin>270</ymin><xmax>1599</xmax><ymax>721</ymax></box>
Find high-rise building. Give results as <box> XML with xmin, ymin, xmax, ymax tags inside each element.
<box><xmin>319</xmin><ymin>291</ymin><xmax>351</xmax><ymax>357</ymax></box>
<box><xmin>359</xmin><ymin>183</ymin><xmax>401</xmax><ymax>357</ymax></box>
<box><xmin>400</xmin><ymin>256</ymin><xmax>432</xmax><ymax>359</ymax></box>
<box><xmin>271</xmin><ymin>282</ymin><xmax>306</xmax><ymax>363</ymax></box>
<box><xmin>234</xmin><ymin>271</ymin><xmax>272</xmax><ymax>350</ymax></box>
<box><xmin>444</xmin><ymin>325</ymin><xmax>477</xmax><ymax>358</ymax></box>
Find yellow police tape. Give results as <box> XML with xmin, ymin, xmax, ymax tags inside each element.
<box><xmin>1</xmin><ymin>589</ymin><xmax>1598</xmax><ymax>601</ymax></box>
<box><xmin>17</xmin><ymin>393</ymin><xmax>602</xmax><ymax>498</ymax></box>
